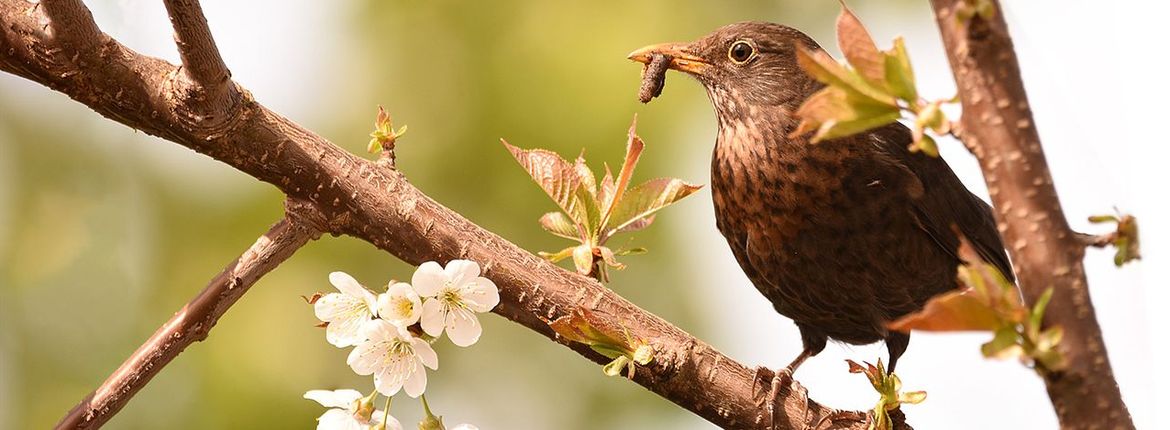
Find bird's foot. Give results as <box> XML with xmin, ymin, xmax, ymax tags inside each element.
<box><xmin>767</xmin><ymin>365</ymin><xmax>808</xmax><ymax>430</ymax></box>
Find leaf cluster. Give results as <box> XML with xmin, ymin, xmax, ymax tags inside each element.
<box><xmin>547</xmin><ymin>309</ymin><xmax>654</xmax><ymax>379</ymax></box>
<box><xmin>889</xmin><ymin>237</ymin><xmax>1066</xmax><ymax>373</ymax></box>
<box><xmin>845</xmin><ymin>359</ymin><xmax>925</xmax><ymax>430</ymax></box>
<box><xmin>504</xmin><ymin>116</ymin><xmax>701</xmax><ymax>282</ymax></box>
<box><xmin>793</xmin><ymin>3</ymin><xmax>953</xmax><ymax>156</ymax></box>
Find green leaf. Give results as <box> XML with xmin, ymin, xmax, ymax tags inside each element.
<box><xmin>615</xmin><ymin>247</ymin><xmax>648</xmax><ymax>256</ymax></box>
<box><xmin>502</xmin><ymin>140</ymin><xmax>584</xmax><ymax>221</ymax></box>
<box><xmin>793</xmin><ymin>86</ymin><xmax>901</xmax><ymax>143</ymax></box>
<box><xmin>883</xmin><ymin>37</ymin><xmax>917</xmax><ymax>102</ymax></box>
<box><xmin>794</xmin><ymin>44</ymin><xmax>896</xmax><ymax>107</ymax></box>
<box><xmin>899</xmin><ymin>391</ymin><xmax>927</xmax><ymax>405</ymax></box>
<box><xmin>910</xmin><ymin>133</ymin><xmax>939</xmax><ymax>157</ymax></box>
<box><xmin>1028</xmin><ymin>287</ymin><xmax>1054</xmax><ymax>339</ymax></box>
<box><xmin>603</xmin><ymin>355</ymin><xmax>631</xmax><ymax>377</ymax></box>
<box><xmin>539</xmin><ymin>212</ymin><xmax>581</xmax><ymax>241</ymax></box>
<box><xmin>538</xmin><ymin>246</ymin><xmax>575</xmax><ymax>263</ymax></box>
<box><xmin>836</xmin><ymin>2</ymin><xmax>886</xmax><ymax>87</ymax></box>
<box><xmin>603</xmin><ymin>178</ymin><xmax>702</xmax><ymax>240</ymax></box>
<box><xmin>980</xmin><ymin>326</ymin><xmax>1022</xmax><ymax>359</ymax></box>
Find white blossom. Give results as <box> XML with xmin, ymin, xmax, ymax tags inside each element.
<box><xmin>347</xmin><ymin>320</ymin><xmax>438</xmax><ymax>397</ymax></box>
<box><xmin>412</xmin><ymin>260</ymin><xmax>500</xmax><ymax>347</ymax></box>
<box><xmin>378</xmin><ymin>282</ymin><xmax>422</xmax><ymax>328</ymax></box>
<box><xmin>315</xmin><ymin>272</ymin><xmax>380</xmax><ymax>347</ymax></box>
<box><xmin>303</xmin><ymin>389</ymin><xmax>401</xmax><ymax>430</ymax></box>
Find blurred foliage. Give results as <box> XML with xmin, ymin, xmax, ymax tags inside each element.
<box><xmin>0</xmin><ymin>1</ymin><xmax>922</xmax><ymax>429</ymax></box>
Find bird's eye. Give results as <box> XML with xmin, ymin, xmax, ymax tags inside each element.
<box><xmin>728</xmin><ymin>41</ymin><xmax>756</xmax><ymax>64</ymax></box>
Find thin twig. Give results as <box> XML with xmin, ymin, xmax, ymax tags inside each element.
<box><xmin>54</xmin><ymin>202</ymin><xmax>323</xmax><ymax>430</ymax></box>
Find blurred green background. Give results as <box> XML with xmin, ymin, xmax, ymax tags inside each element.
<box><xmin>1</xmin><ymin>1</ymin><xmax>1161</xmax><ymax>429</ymax></box>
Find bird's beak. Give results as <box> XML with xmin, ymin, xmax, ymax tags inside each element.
<box><xmin>627</xmin><ymin>43</ymin><xmax>710</xmax><ymax>75</ymax></box>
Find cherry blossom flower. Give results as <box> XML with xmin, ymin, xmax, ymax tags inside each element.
<box><xmin>412</xmin><ymin>260</ymin><xmax>500</xmax><ymax>347</ymax></box>
<box><xmin>378</xmin><ymin>282</ymin><xmax>422</xmax><ymax>328</ymax></box>
<box><xmin>347</xmin><ymin>320</ymin><xmax>438</xmax><ymax>397</ymax></box>
<box><xmin>450</xmin><ymin>425</ymin><xmax>479</xmax><ymax>430</ymax></box>
<box><xmin>303</xmin><ymin>389</ymin><xmax>400</xmax><ymax>430</ymax></box>
<box><xmin>315</xmin><ymin>272</ymin><xmax>381</xmax><ymax>347</ymax></box>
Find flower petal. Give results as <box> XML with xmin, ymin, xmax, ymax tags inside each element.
<box><xmin>460</xmin><ymin>277</ymin><xmax>500</xmax><ymax>313</ymax></box>
<box><xmin>379</xmin><ymin>282</ymin><xmax>422</xmax><ymax>327</ymax></box>
<box><xmin>402</xmin><ymin>361</ymin><xmax>428</xmax><ymax>398</ymax></box>
<box><xmin>321</xmin><ymin>300</ymin><xmax>372</xmax><ymax>347</ymax></box>
<box><xmin>346</xmin><ymin>341</ymin><xmax>381</xmax><ymax>376</ymax></box>
<box><xmin>373</xmin><ymin>366</ymin><xmax>405</xmax><ymax>397</ymax></box>
<box><xmin>419</xmin><ymin>298</ymin><xmax>446</xmax><ymax>337</ymax></box>
<box><xmin>317</xmin><ymin>408</ymin><xmax>362</xmax><ymax>430</ymax></box>
<box><xmin>445</xmin><ymin>308</ymin><xmax>482</xmax><ymax>347</ymax></box>
<box><xmin>411</xmin><ymin>262</ymin><xmax>447</xmax><ymax>297</ymax></box>
<box><xmin>303</xmin><ymin>389</ymin><xmax>362</xmax><ymax>409</ymax></box>
<box><xmin>329</xmin><ymin>272</ymin><xmax>366</xmax><ymax>297</ymax></box>
<box><xmin>444</xmin><ymin>259</ymin><xmax>481</xmax><ymax>287</ymax></box>
<box><xmin>383</xmin><ymin>414</ymin><xmax>404</xmax><ymax>430</ymax></box>
<box><xmin>411</xmin><ymin>338</ymin><xmax>439</xmax><ymax>370</ymax></box>
<box><xmin>450</xmin><ymin>425</ymin><xmax>479</xmax><ymax>430</ymax></box>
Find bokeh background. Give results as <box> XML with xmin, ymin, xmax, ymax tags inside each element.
<box><xmin>1</xmin><ymin>1</ymin><xmax>1165</xmax><ymax>429</ymax></box>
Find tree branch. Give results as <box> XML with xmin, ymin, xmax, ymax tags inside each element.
<box><xmin>929</xmin><ymin>1</ymin><xmax>1133</xmax><ymax>428</ymax></box>
<box><xmin>0</xmin><ymin>2</ymin><xmax>898</xmax><ymax>429</ymax></box>
<box><xmin>162</xmin><ymin>0</ymin><xmax>237</xmax><ymax>117</ymax></box>
<box><xmin>53</xmin><ymin>201</ymin><xmax>324</xmax><ymax>430</ymax></box>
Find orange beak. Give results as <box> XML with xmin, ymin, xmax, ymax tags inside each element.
<box><xmin>627</xmin><ymin>43</ymin><xmax>710</xmax><ymax>75</ymax></box>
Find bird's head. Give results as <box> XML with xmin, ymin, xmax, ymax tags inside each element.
<box><xmin>629</xmin><ymin>22</ymin><xmax>823</xmax><ymax>121</ymax></box>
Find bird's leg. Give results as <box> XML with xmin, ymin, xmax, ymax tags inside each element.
<box><xmin>768</xmin><ymin>347</ymin><xmax>814</xmax><ymax>429</ymax></box>
<box><xmin>885</xmin><ymin>331</ymin><xmax>911</xmax><ymax>374</ymax></box>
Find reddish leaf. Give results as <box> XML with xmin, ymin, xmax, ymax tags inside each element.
<box><xmin>836</xmin><ymin>2</ymin><xmax>885</xmax><ymax>87</ymax></box>
<box><xmin>888</xmin><ymin>288</ymin><xmax>1001</xmax><ymax>332</ymax></box>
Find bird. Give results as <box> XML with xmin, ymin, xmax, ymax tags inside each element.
<box><xmin>628</xmin><ymin>22</ymin><xmax>1012</xmax><ymax>385</ymax></box>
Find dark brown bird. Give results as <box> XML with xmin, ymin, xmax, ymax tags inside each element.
<box><xmin>629</xmin><ymin>23</ymin><xmax>1012</xmax><ymax>380</ymax></box>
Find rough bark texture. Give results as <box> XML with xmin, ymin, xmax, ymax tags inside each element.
<box><xmin>0</xmin><ymin>1</ymin><xmax>893</xmax><ymax>429</ymax></box>
<box><xmin>929</xmin><ymin>1</ymin><xmax>1133</xmax><ymax>428</ymax></box>
<box><xmin>55</xmin><ymin>203</ymin><xmax>323</xmax><ymax>429</ymax></box>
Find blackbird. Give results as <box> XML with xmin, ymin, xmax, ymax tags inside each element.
<box><xmin>628</xmin><ymin>23</ymin><xmax>1012</xmax><ymax>379</ymax></box>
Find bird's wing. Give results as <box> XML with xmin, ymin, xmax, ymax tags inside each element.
<box><xmin>872</xmin><ymin>124</ymin><xmax>1015</xmax><ymax>282</ymax></box>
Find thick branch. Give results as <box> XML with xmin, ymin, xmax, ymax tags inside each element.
<box><xmin>54</xmin><ymin>202</ymin><xmax>323</xmax><ymax>429</ymax></box>
<box><xmin>929</xmin><ymin>1</ymin><xmax>1132</xmax><ymax>428</ymax></box>
<box><xmin>162</xmin><ymin>0</ymin><xmax>236</xmax><ymax>117</ymax></box>
<box><xmin>0</xmin><ymin>2</ymin><xmax>895</xmax><ymax>429</ymax></box>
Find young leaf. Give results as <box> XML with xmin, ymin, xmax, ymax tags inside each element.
<box><xmin>600</xmin><ymin>118</ymin><xmax>646</xmax><ymax>225</ymax></box>
<box><xmin>888</xmin><ymin>287</ymin><xmax>1001</xmax><ymax>332</ymax></box>
<box><xmin>883</xmin><ymin>37</ymin><xmax>917</xmax><ymax>102</ymax></box>
<box><xmin>792</xmin><ymin>86</ymin><xmax>901</xmax><ymax>143</ymax></box>
<box><xmin>539</xmin><ymin>212</ymin><xmax>581</xmax><ymax>241</ymax></box>
<box><xmin>572</xmin><ymin>244</ymin><xmax>594</xmax><ymax>276</ymax></box>
<box><xmin>503</xmin><ymin>140</ymin><xmax>583</xmax><ymax>220</ymax></box>
<box><xmin>794</xmin><ymin>45</ymin><xmax>896</xmax><ymax>107</ymax></box>
<box><xmin>603</xmin><ymin>178</ymin><xmax>703</xmax><ymax>240</ymax></box>
<box><xmin>836</xmin><ymin>2</ymin><xmax>886</xmax><ymax>87</ymax></box>
<box><xmin>538</xmin><ymin>246</ymin><xmax>576</xmax><ymax>264</ymax></box>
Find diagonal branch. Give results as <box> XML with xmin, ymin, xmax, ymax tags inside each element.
<box><xmin>162</xmin><ymin>0</ymin><xmax>237</xmax><ymax>116</ymax></box>
<box><xmin>928</xmin><ymin>1</ymin><xmax>1133</xmax><ymax>428</ymax></box>
<box><xmin>54</xmin><ymin>201</ymin><xmax>324</xmax><ymax>430</ymax></box>
<box><xmin>1</xmin><ymin>2</ymin><xmax>899</xmax><ymax>429</ymax></box>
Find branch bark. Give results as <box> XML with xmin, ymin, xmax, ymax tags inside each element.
<box><xmin>929</xmin><ymin>1</ymin><xmax>1133</xmax><ymax>428</ymax></box>
<box><xmin>54</xmin><ymin>201</ymin><xmax>324</xmax><ymax>429</ymax></box>
<box><xmin>161</xmin><ymin>0</ymin><xmax>237</xmax><ymax>118</ymax></box>
<box><xmin>0</xmin><ymin>1</ymin><xmax>901</xmax><ymax>429</ymax></box>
